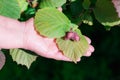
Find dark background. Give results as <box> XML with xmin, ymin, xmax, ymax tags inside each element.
<box><xmin>0</xmin><ymin>0</ymin><xmax>120</xmax><ymax>80</ymax></box>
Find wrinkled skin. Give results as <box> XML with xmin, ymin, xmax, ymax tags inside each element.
<box><xmin>0</xmin><ymin>7</ymin><xmax>94</xmax><ymax>62</ymax></box>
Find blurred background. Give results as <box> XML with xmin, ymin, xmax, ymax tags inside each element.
<box><xmin>0</xmin><ymin>21</ymin><xmax>120</xmax><ymax>80</ymax></box>
<box><xmin>1</xmin><ymin>0</ymin><xmax>120</xmax><ymax>80</ymax></box>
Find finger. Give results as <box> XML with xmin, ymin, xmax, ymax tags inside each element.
<box><xmin>84</xmin><ymin>36</ymin><xmax>91</xmax><ymax>44</ymax></box>
<box><xmin>83</xmin><ymin>45</ymin><xmax>94</xmax><ymax>57</ymax></box>
<box><xmin>89</xmin><ymin>45</ymin><xmax>94</xmax><ymax>52</ymax></box>
<box><xmin>83</xmin><ymin>50</ymin><xmax>92</xmax><ymax>57</ymax></box>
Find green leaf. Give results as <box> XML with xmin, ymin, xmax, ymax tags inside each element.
<box><xmin>70</xmin><ymin>23</ymin><xmax>78</xmax><ymax>30</ymax></box>
<box><xmin>0</xmin><ymin>0</ymin><xmax>28</xmax><ymax>19</ymax></box>
<box><xmin>10</xmin><ymin>49</ymin><xmax>37</xmax><ymax>69</ymax></box>
<box><xmin>63</xmin><ymin>9</ymin><xmax>82</xmax><ymax>25</ymax></box>
<box><xmin>34</xmin><ymin>8</ymin><xmax>71</xmax><ymax>38</ymax></box>
<box><xmin>70</xmin><ymin>0</ymin><xmax>83</xmax><ymax>16</ymax></box>
<box><xmin>0</xmin><ymin>0</ymin><xmax>20</xmax><ymax>19</ymax></box>
<box><xmin>17</xmin><ymin>0</ymin><xmax>28</xmax><ymax>12</ymax></box>
<box><xmin>93</xmin><ymin>0</ymin><xmax>120</xmax><ymax>26</ymax></box>
<box><xmin>56</xmin><ymin>29</ymin><xmax>89</xmax><ymax>63</ymax></box>
<box><xmin>82</xmin><ymin>0</ymin><xmax>91</xmax><ymax>10</ymax></box>
<box><xmin>0</xmin><ymin>51</ymin><xmax>5</xmax><ymax>70</ymax></box>
<box><xmin>81</xmin><ymin>11</ymin><xmax>93</xmax><ymax>26</ymax></box>
<box><xmin>40</xmin><ymin>0</ymin><xmax>66</xmax><ymax>8</ymax></box>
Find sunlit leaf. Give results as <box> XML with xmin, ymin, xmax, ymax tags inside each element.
<box><xmin>0</xmin><ymin>0</ymin><xmax>28</xmax><ymax>19</ymax></box>
<box><xmin>17</xmin><ymin>0</ymin><xmax>28</xmax><ymax>12</ymax></box>
<box><xmin>0</xmin><ymin>0</ymin><xmax>21</xmax><ymax>19</ymax></box>
<box><xmin>0</xmin><ymin>51</ymin><xmax>5</xmax><ymax>70</ymax></box>
<box><xmin>40</xmin><ymin>0</ymin><xmax>66</xmax><ymax>8</ymax></box>
<box><xmin>34</xmin><ymin>8</ymin><xmax>71</xmax><ymax>38</ymax></box>
<box><xmin>56</xmin><ymin>29</ymin><xmax>89</xmax><ymax>63</ymax></box>
<box><xmin>70</xmin><ymin>23</ymin><xmax>78</xmax><ymax>30</ymax></box>
<box><xmin>10</xmin><ymin>49</ymin><xmax>37</xmax><ymax>69</ymax></box>
<box><xmin>93</xmin><ymin>0</ymin><xmax>120</xmax><ymax>26</ymax></box>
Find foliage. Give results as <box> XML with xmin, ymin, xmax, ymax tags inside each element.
<box><xmin>93</xmin><ymin>0</ymin><xmax>120</xmax><ymax>27</ymax></box>
<box><xmin>0</xmin><ymin>0</ymin><xmax>28</xmax><ymax>19</ymax></box>
<box><xmin>39</xmin><ymin>0</ymin><xmax>66</xmax><ymax>8</ymax></box>
<box><xmin>56</xmin><ymin>29</ymin><xmax>89</xmax><ymax>63</ymax></box>
<box><xmin>34</xmin><ymin>8</ymin><xmax>71</xmax><ymax>38</ymax></box>
<box><xmin>0</xmin><ymin>0</ymin><xmax>120</xmax><ymax>70</ymax></box>
<box><xmin>10</xmin><ymin>49</ymin><xmax>37</xmax><ymax>69</ymax></box>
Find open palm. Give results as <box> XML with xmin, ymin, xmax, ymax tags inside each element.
<box><xmin>24</xmin><ymin>18</ymin><xmax>94</xmax><ymax>61</ymax></box>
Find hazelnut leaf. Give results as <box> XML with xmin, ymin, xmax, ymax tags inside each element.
<box><xmin>56</xmin><ymin>29</ymin><xmax>89</xmax><ymax>63</ymax></box>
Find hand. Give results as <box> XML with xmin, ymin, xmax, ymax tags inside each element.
<box><xmin>0</xmin><ymin>7</ymin><xmax>94</xmax><ymax>62</ymax></box>
<box><xmin>23</xmin><ymin>18</ymin><xmax>94</xmax><ymax>61</ymax></box>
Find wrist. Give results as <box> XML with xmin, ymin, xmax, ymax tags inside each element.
<box><xmin>0</xmin><ymin>16</ymin><xmax>26</xmax><ymax>49</ymax></box>
<box><xmin>22</xmin><ymin>18</ymin><xmax>34</xmax><ymax>50</ymax></box>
